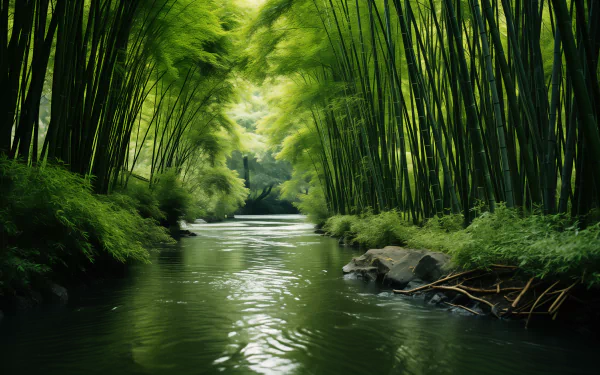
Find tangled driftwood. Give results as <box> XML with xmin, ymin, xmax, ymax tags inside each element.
<box><xmin>393</xmin><ymin>266</ymin><xmax>583</xmax><ymax>326</ymax></box>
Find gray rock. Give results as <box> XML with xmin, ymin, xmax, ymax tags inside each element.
<box><xmin>49</xmin><ymin>283</ymin><xmax>69</xmax><ymax>303</ymax></box>
<box><xmin>405</xmin><ymin>279</ymin><xmax>426</xmax><ymax>291</ymax></box>
<box><xmin>414</xmin><ymin>253</ymin><xmax>452</xmax><ymax>281</ymax></box>
<box><xmin>356</xmin><ymin>269</ymin><xmax>378</xmax><ymax>281</ymax></box>
<box><xmin>469</xmin><ymin>303</ymin><xmax>484</xmax><ymax>315</ymax></box>
<box><xmin>179</xmin><ymin>229</ymin><xmax>197</xmax><ymax>237</ymax></box>
<box><xmin>428</xmin><ymin>293</ymin><xmax>448</xmax><ymax>305</ymax></box>
<box><xmin>448</xmin><ymin>303</ymin><xmax>484</xmax><ymax>316</ymax></box>
<box><xmin>385</xmin><ymin>250</ymin><xmax>428</xmax><ymax>287</ymax></box>
<box><xmin>342</xmin><ymin>246</ymin><xmax>454</xmax><ymax>288</ymax></box>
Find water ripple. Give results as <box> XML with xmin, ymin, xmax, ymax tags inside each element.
<box><xmin>0</xmin><ymin>215</ymin><xmax>596</xmax><ymax>375</ymax></box>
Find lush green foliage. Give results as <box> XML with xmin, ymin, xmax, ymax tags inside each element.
<box><xmin>226</xmin><ymin>86</ymin><xmax>298</xmax><ymax>214</ymax></box>
<box><xmin>324</xmin><ymin>207</ymin><xmax>600</xmax><ymax>287</ymax></box>
<box><xmin>250</xmin><ymin>0</ymin><xmax>600</xmax><ymax>225</ymax></box>
<box><xmin>152</xmin><ymin>172</ymin><xmax>195</xmax><ymax>227</ymax></box>
<box><xmin>349</xmin><ymin>211</ymin><xmax>419</xmax><ymax>248</ymax></box>
<box><xmin>454</xmin><ymin>207</ymin><xmax>600</xmax><ymax>287</ymax></box>
<box><xmin>249</xmin><ymin>0</ymin><xmax>600</xmax><ymax>287</ymax></box>
<box><xmin>0</xmin><ymin>159</ymin><xmax>174</xmax><ymax>290</ymax></box>
<box><xmin>2</xmin><ymin>0</ymin><xmax>247</xmax><ymax>203</ymax></box>
<box><xmin>322</xmin><ymin>215</ymin><xmax>359</xmax><ymax>238</ymax></box>
<box><xmin>294</xmin><ymin>185</ymin><xmax>329</xmax><ymax>225</ymax></box>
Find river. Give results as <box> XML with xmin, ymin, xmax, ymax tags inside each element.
<box><xmin>0</xmin><ymin>215</ymin><xmax>596</xmax><ymax>374</ymax></box>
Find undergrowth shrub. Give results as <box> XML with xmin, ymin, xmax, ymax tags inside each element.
<box><xmin>452</xmin><ymin>206</ymin><xmax>600</xmax><ymax>287</ymax></box>
<box><xmin>116</xmin><ymin>180</ymin><xmax>165</xmax><ymax>222</ymax></box>
<box><xmin>351</xmin><ymin>211</ymin><xmax>418</xmax><ymax>248</ymax></box>
<box><xmin>295</xmin><ymin>187</ymin><xmax>329</xmax><ymax>226</ymax></box>
<box><xmin>0</xmin><ymin>158</ymin><xmax>174</xmax><ymax>291</ymax></box>
<box><xmin>152</xmin><ymin>171</ymin><xmax>193</xmax><ymax>227</ymax></box>
<box><xmin>407</xmin><ymin>214</ymin><xmax>467</xmax><ymax>252</ymax></box>
<box><xmin>323</xmin><ymin>215</ymin><xmax>358</xmax><ymax>237</ymax></box>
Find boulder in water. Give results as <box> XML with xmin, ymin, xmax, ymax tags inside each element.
<box><xmin>342</xmin><ymin>246</ymin><xmax>453</xmax><ymax>288</ymax></box>
<box><xmin>427</xmin><ymin>293</ymin><xmax>448</xmax><ymax>305</ymax></box>
<box><xmin>179</xmin><ymin>229</ymin><xmax>197</xmax><ymax>237</ymax></box>
<box><xmin>48</xmin><ymin>283</ymin><xmax>69</xmax><ymax>304</ymax></box>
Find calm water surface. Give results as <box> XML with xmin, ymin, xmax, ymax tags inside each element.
<box><xmin>0</xmin><ymin>215</ymin><xmax>597</xmax><ymax>374</ymax></box>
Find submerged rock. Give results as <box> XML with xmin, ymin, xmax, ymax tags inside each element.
<box><xmin>427</xmin><ymin>293</ymin><xmax>448</xmax><ymax>305</ymax></box>
<box><xmin>179</xmin><ymin>229</ymin><xmax>197</xmax><ymax>237</ymax></box>
<box><xmin>338</xmin><ymin>236</ymin><xmax>357</xmax><ymax>247</ymax></box>
<box><xmin>342</xmin><ymin>246</ymin><xmax>453</xmax><ymax>288</ymax></box>
<box><xmin>48</xmin><ymin>283</ymin><xmax>69</xmax><ymax>304</ymax></box>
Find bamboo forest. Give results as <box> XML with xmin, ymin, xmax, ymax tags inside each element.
<box><xmin>1</xmin><ymin>0</ymin><xmax>600</xmax><ymax>374</ymax></box>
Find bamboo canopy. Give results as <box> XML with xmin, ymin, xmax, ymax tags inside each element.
<box><xmin>250</xmin><ymin>0</ymin><xmax>600</xmax><ymax>225</ymax></box>
<box><xmin>1</xmin><ymin>0</ymin><xmax>238</xmax><ymax>194</ymax></box>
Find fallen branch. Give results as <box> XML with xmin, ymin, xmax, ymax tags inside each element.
<box><xmin>393</xmin><ymin>270</ymin><xmax>478</xmax><ymax>294</ymax></box>
<box><xmin>548</xmin><ymin>282</ymin><xmax>579</xmax><ymax>296</ymax></box>
<box><xmin>526</xmin><ymin>281</ymin><xmax>560</xmax><ymax>328</ymax></box>
<box><xmin>456</xmin><ymin>285</ymin><xmax>524</xmax><ymax>294</ymax></box>
<box><xmin>512</xmin><ymin>277</ymin><xmax>535</xmax><ymax>308</ymax></box>
<box><xmin>444</xmin><ymin>302</ymin><xmax>481</xmax><ymax>315</ymax></box>
<box><xmin>432</xmin><ymin>285</ymin><xmax>496</xmax><ymax>310</ymax></box>
<box><xmin>548</xmin><ymin>281</ymin><xmax>578</xmax><ymax>313</ymax></box>
<box><xmin>549</xmin><ymin>296</ymin><xmax>569</xmax><ymax>315</ymax></box>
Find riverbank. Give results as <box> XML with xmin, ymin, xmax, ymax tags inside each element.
<box><xmin>341</xmin><ymin>246</ymin><xmax>600</xmax><ymax>333</ymax></box>
<box><xmin>0</xmin><ymin>160</ymin><xmax>181</xmax><ymax>315</ymax></box>
<box><xmin>0</xmin><ymin>254</ymin><xmax>129</xmax><ymax>315</ymax></box>
<box><xmin>324</xmin><ymin>208</ymin><xmax>600</xmax><ymax>288</ymax></box>
<box><xmin>329</xmin><ymin>210</ymin><xmax>600</xmax><ymax>334</ymax></box>
<box><xmin>0</xmin><ymin>154</ymin><xmax>252</xmax><ymax>314</ymax></box>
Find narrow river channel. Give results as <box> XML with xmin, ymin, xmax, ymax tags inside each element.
<box><xmin>0</xmin><ymin>215</ymin><xmax>596</xmax><ymax>374</ymax></box>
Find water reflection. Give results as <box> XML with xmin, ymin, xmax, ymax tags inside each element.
<box><xmin>0</xmin><ymin>215</ymin><xmax>597</xmax><ymax>375</ymax></box>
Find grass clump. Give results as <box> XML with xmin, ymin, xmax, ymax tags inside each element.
<box><xmin>324</xmin><ymin>211</ymin><xmax>418</xmax><ymax>248</ymax></box>
<box><xmin>323</xmin><ymin>215</ymin><xmax>358</xmax><ymax>237</ymax></box>
<box><xmin>0</xmin><ymin>159</ymin><xmax>174</xmax><ymax>291</ymax></box>
<box><xmin>452</xmin><ymin>206</ymin><xmax>600</xmax><ymax>287</ymax></box>
<box><xmin>351</xmin><ymin>211</ymin><xmax>418</xmax><ymax>248</ymax></box>
<box><xmin>407</xmin><ymin>214</ymin><xmax>467</xmax><ymax>253</ymax></box>
<box><xmin>152</xmin><ymin>171</ymin><xmax>194</xmax><ymax>227</ymax></box>
<box><xmin>295</xmin><ymin>186</ymin><xmax>329</xmax><ymax>226</ymax></box>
